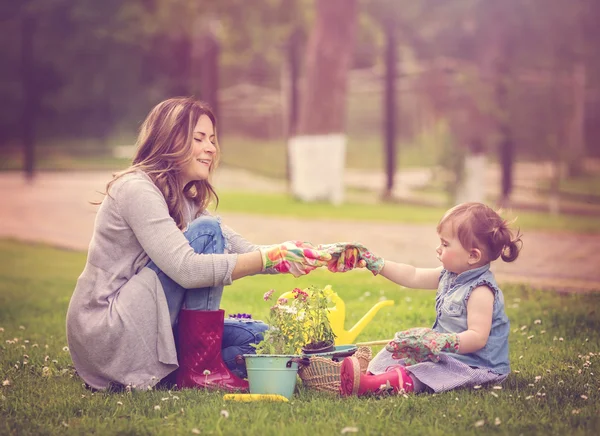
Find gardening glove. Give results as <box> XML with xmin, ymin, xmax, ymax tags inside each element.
<box><xmin>318</xmin><ymin>242</ymin><xmax>367</xmax><ymax>273</ymax></box>
<box><xmin>385</xmin><ymin>327</ymin><xmax>460</xmax><ymax>366</ymax></box>
<box><xmin>320</xmin><ymin>242</ymin><xmax>384</xmax><ymax>275</ymax></box>
<box><xmin>259</xmin><ymin>240</ymin><xmax>331</xmax><ymax>277</ymax></box>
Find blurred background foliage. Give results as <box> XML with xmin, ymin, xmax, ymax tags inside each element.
<box><xmin>1</xmin><ymin>0</ymin><xmax>599</xmax><ymax>185</ymax></box>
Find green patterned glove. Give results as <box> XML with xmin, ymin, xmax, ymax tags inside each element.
<box><xmin>385</xmin><ymin>327</ymin><xmax>460</xmax><ymax>366</ymax></box>
<box><xmin>259</xmin><ymin>241</ymin><xmax>331</xmax><ymax>277</ymax></box>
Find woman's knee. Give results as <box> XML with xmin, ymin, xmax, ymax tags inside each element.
<box><xmin>184</xmin><ymin>216</ymin><xmax>225</xmax><ymax>253</ymax></box>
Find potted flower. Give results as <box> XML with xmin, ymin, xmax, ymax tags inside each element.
<box><xmin>294</xmin><ymin>286</ymin><xmax>337</xmax><ymax>355</ymax></box>
<box><xmin>243</xmin><ymin>286</ymin><xmax>336</xmax><ymax>398</ymax></box>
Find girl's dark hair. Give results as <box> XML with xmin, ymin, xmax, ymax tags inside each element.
<box><xmin>437</xmin><ymin>202</ymin><xmax>523</xmax><ymax>263</ymax></box>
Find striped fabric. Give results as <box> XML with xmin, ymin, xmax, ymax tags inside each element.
<box><xmin>367</xmin><ymin>349</ymin><xmax>508</xmax><ymax>393</ymax></box>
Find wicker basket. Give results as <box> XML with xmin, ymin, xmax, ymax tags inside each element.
<box><xmin>298</xmin><ymin>346</ymin><xmax>372</xmax><ymax>394</ymax></box>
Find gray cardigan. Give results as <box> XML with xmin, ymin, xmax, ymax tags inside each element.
<box><xmin>66</xmin><ymin>171</ymin><xmax>262</xmax><ymax>390</ymax></box>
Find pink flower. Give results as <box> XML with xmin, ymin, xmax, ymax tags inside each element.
<box><xmin>263</xmin><ymin>289</ymin><xmax>275</xmax><ymax>301</ymax></box>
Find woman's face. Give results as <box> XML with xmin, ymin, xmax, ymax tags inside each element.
<box><xmin>180</xmin><ymin>114</ymin><xmax>217</xmax><ymax>186</ymax></box>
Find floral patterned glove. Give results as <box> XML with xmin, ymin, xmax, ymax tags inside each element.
<box><xmin>318</xmin><ymin>243</ymin><xmax>365</xmax><ymax>273</ymax></box>
<box><xmin>259</xmin><ymin>241</ymin><xmax>331</xmax><ymax>277</ymax></box>
<box><xmin>385</xmin><ymin>327</ymin><xmax>460</xmax><ymax>366</ymax></box>
<box><xmin>319</xmin><ymin>242</ymin><xmax>384</xmax><ymax>275</ymax></box>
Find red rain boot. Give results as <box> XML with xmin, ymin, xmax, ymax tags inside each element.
<box><xmin>176</xmin><ymin>309</ymin><xmax>249</xmax><ymax>392</ymax></box>
<box><xmin>339</xmin><ymin>356</ymin><xmax>414</xmax><ymax>396</ymax></box>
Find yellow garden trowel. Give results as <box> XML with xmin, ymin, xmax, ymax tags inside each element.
<box><xmin>223</xmin><ymin>394</ymin><xmax>289</xmax><ymax>402</ymax></box>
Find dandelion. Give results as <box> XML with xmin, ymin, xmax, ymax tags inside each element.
<box><xmin>192</xmin><ymin>429</ymin><xmax>200</xmax><ymax>435</ymax></box>
<box><xmin>19</xmin><ymin>326</ymin><xmax>25</xmax><ymax>330</ymax></box>
<box><xmin>527</xmin><ymin>335</ymin><xmax>535</xmax><ymax>340</ymax></box>
<box><xmin>0</xmin><ymin>327</ymin><xmax>3</xmax><ymax>332</ymax></box>
<box><xmin>534</xmin><ymin>319</ymin><xmax>541</xmax><ymax>324</ymax></box>
<box><xmin>525</xmin><ymin>395</ymin><xmax>534</xmax><ymax>400</ymax></box>
<box><xmin>62</xmin><ymin>346</ymin><xmax>69</xmax><ymax>352</ymax></box>
<box><xmin>520</xmin><ymin>325</ymin><xmax>528</xmax><ymax>331</ymax></box>
<box><xmin>494</xmin><ymin>417</ymin><xmax>501</xmax><ymax>426</ymax></box>
<box><xmin>541</xmin><ymin>330</ymin><xmax>546</xmax><ymax>334</ymax></box>
<box><xmin>492</xmin><ymin>386</ymin><xmax>502</xmax><ymax>390</ymax></box>
<box><xmin>154</xmin><ymin>405</ymin><xmax>161</xmax><ymax>411</ymax></box>
<box><xmin>519</xmin><ymin>355</ymin><xmax>523</xmax><ymax>360</ymax></box>
<box><xmin>572</xmin><ymin>409</ymin><xmax>580</xmax><ymax>414</ymax></box>
<box><xmin>220</xmin><ymin>409</ymin><xmax>229</xmax><ymax>418</ymax></box>
<box><xmin>581</xmin><ymin>395</ymin><xmax>588</xmax><ymax>400</ymax></box>
<box><xmin>490</xmin><ymin>392</ymin><xmax>499</xmax><ymax>398</ymax></box>
<box><xmin>473</xmin><ymin>385</ymin><xmax>481</xmax><ymax>389</ymax></box>
<box><xmin>117</xmin><ymin>401</ymin><xmax>123</xmax><ymax>405</ymax></box>
<box><xmin>61</xmin><ymin>421</ymin><xmax>69</xmax><ymax>427</ymax></box>
<box><xmin>559</xmin><ymin>337</ymin><xmax>564</xmax><ymax>341</ymax></box>
<box><xmin>162</xmin><ymin>397</ymin><xmax>170</xmax><ymax>401</ymax></box>
<box><xmin>474</xmin><ymin>420</ymin><xmax>485</xmax><ymax>427</ymax></box>
<box><xmin>2</xmin><ymin>380</ymin><xmax>10</xmax><ymax>386</ymax></box>
<box><xmin>341</xmin><ymin>427</ymin><xmax>359</xmax><ymax>434</ymax></box>
<box><xmin>203</xmin><ymin>369</ymin><xmax>211</xmax><ymax>376</ymax></box>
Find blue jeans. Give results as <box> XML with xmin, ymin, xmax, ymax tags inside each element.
<box><xmin>146</xmin><ymin>216</ymin><xmax>267</xmax><ymax>377</ymax></box>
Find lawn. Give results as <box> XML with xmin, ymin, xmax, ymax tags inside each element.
<box><xmin>1</xmin><ymin>240</ymin><xmax>599</xmax><ymax>435</ymax></box>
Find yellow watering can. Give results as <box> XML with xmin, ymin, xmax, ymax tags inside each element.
<box><xmin>279</xmin><ymin>288</ymin><xmax>394</xmax><ymax>345</ymax></box>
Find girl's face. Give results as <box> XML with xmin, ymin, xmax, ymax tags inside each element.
<box><xmin>180</xmin><ymin>114</ymin><xmax>217</xmax><ymax>186</ymax></box>
<box><xmin>436</xmin><ymin>221</ymin><xmax>473</xmax><ymax>275</ymax></box>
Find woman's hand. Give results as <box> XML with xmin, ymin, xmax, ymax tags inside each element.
<box><xmin>259</xmin><ymin>241</ymin><xmax>331</xmax><ymax>277</ymax></box>
<box><xmin>385</xmin><ymin>327</ymin><xmax>460</xmax><ymax>365</ymax></box>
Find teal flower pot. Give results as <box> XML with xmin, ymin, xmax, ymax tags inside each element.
<box><xmin>243</xmin><ymin>354</ymin><xmax>309</xmax><ymax>400</ymax></box>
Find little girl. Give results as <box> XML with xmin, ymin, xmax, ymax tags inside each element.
<box><xmin>339</xmin><ymin>202</ymin><xmax>522</xmax><ymax>396</ymax></box>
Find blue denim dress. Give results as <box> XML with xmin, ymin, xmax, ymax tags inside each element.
<box><xmin>433</xmin><ymin>264</ymin><xmax>510</xmax><ymax>375</ymax></box>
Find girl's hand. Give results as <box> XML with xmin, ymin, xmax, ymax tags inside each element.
<box><xmin>385</xmin><ymin>327</ymin><xmax>460</xmax><ymax>365</ymax></box>
<box><xmin>259</xmin><ymin>241</ymin><xmax>331</xmax><ymax>277</ymax></box>
<box><xmin>320</xmin><ymin>242</ymin><xmax>384</xmax><ymax>275</ymax></box>
<box><xmin>317</xmin><ymin>242</ymin><xmax>366</xmax><ymax>273</ymax></box>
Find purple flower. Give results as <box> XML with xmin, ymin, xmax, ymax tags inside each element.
<box><xmin>228</xmin><ymin>313</ymin><xmax>252</xmax><ymax>319</ymax></box>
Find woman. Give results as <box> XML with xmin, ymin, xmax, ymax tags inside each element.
<box><xmin>66</xmin><ymin>97</ymin><xmax>333</xmax><ymax>392</ymax></box>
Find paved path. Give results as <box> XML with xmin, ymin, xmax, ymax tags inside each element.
<box><xmin>1</xmin><ymin>170</ymin><xmax>598</xmax><ymax>293</ymax></box>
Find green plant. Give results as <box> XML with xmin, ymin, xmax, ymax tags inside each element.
<box><xmin>252</xmin><ymin>286</ymin><xmax>336</xmax><ymax>355</ymax></box>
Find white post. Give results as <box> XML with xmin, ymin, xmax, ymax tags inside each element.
<box><xmin>288</xmin><ymin>134</ymin><xmax>346</xmax><ymax>205</ymax></box>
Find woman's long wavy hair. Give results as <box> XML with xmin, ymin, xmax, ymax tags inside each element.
<box><xmin>104</xmin><ymin>97</ymin><xmax>220</xmax><ymax>230</ymax></box>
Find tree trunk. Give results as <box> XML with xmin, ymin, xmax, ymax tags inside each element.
<box><xmin>383</xmin><ymin>18</ymin><xmax>398</xmax><ymax>201</ymax></box>
<box><xmin>21</xmin><ymin>4</ymin><xmax>37</xmax><ymax>181</ymax></box>
<box><xmin>297</xmin><ymin>0</ymin><xmax>358</xmax><ymax>134</ymax></box>
<box><xmin>289</xmin><ymin>0</ymin><xmax>358</xmax><ymax>204</ymax></box>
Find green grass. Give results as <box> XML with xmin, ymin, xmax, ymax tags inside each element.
<box><xmin>215</xmin><ymin>191</ymin><xmax>600</xmax><ymax>234</ymax></box>
<box><xmin>1</xmin><ymin>240</ymin><xmax>599</xmax><ymax>435</ymax></box>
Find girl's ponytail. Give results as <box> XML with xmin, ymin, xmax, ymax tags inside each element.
<box><xmin>500</xmin><ymin>228</ymin><xmax>523</xmax><ymax>263</ymax></box>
